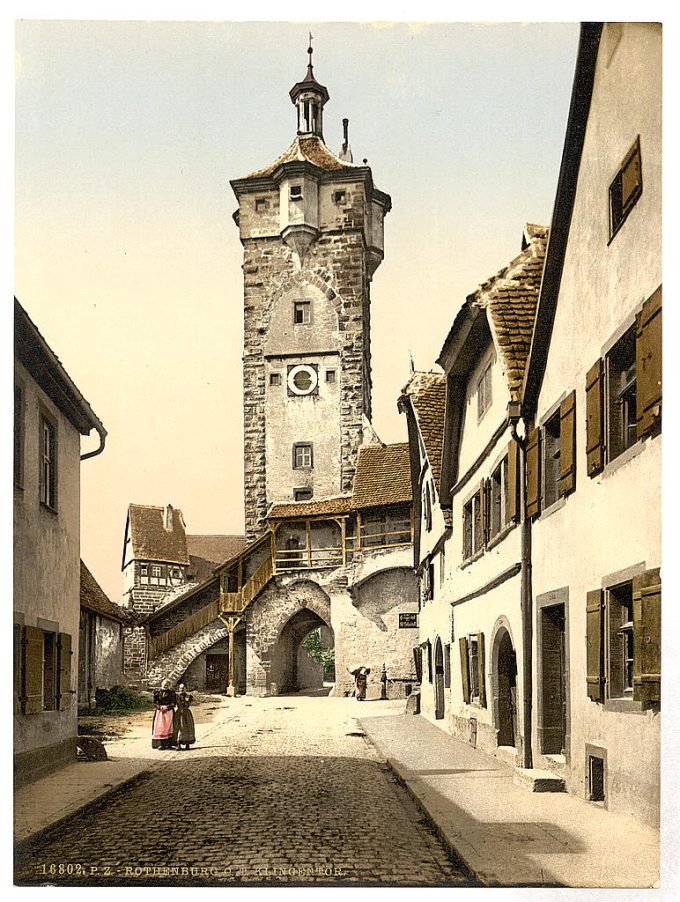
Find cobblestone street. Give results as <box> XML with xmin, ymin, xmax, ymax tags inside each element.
<box><xmin>15</xmin><ymin>695</ymin><xmax>473</xmax><ymax>886</ymax></box>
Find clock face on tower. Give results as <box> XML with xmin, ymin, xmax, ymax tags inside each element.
<box><xmin>287</xmin><ymin>364</ymin><xmax>318</xmax><ymax>396</ymax></box>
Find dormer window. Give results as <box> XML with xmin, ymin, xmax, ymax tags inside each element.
<box><xmin>290</xmin><ymin>185</ymin><xmax>303</xmax><ymax>200</ymax></box>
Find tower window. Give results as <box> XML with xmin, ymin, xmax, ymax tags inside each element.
<box><xmin>325</xmin><ymin>370</ymin><xmax>336</xmax><ymax>383</ymax></box>
<box><xmin>333</xmin><ymin>190</ymin><xmax>346</xmax><ymax>204</ymax></box>
<box><xmin>294</xmin><ymin>488</ymin><xmax>313</xmax><ymax>502</ymax></box>
<box><xmin>255</xmin><ymin>197</ymin><xmax>269</xmax><ymax>212</ymax></box>
<box><xmin>270</xmin><ymin>373</ymin><xmax>282</xmax><ymax>386</ymax></box>
<box><xmin>290</xmin><ymin>185</ymin><xmax>302</xmax><ymax>200</ymax></box>
<box><xmin>293</xmin><ymin>443</ymin><xmax>313</xmax><ymax>469</ymax></box>
<box><xmin>293</xmin><ymin>300</ymin><xmax>311</xmax><ymax>324</ymax></box>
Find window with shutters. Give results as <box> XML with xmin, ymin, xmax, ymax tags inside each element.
<box><xmin>607</xmin><ymin>581</ymin><xmax>634</xmax><ymax>698</ymax></box>
<box><xmin>542</xmin><ymin>411</ymin><xmax>561</xmax><ymax>509</ymax></box>
<box><xmin>489</xmin><ymin>457</ymin><xmax>510</xmax><ymax>539</ymax></box>
<box><xmin>423</xmin><ymin>481</ymin><xmax>433</xmax><ymax>531</ymax></box>
<box><xmin>39</xmin><ymin>413</ymin><xmax>57</xmax><ymax>510</ymax></box>
<box><xmin>462</xmin><ymin>489</ymin><xmax>484</xmax><ymax>561</ymax></box>
<box><xmin>606</xmin><ymin>326</ymin><xmax>637</xmax><ymax>462</ymax></box>
<box><xmin>609</xmin><ymin>137</ymin><xmax>642</xmax><ymax>240</ymax></box>
<box><xmin>587</xmin><ymin>568</ymin><xmax>660</xmax><ymax>707</ymax></box>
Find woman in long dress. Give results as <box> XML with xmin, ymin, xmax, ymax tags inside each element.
<box><xmin>152</xmin><ymin>679</ymin><xmax>177</xmax><ymax>749</ymax></box>
<box><xmin>174</xmin><ymin>683</ymin><xmax>196</xmax><ymax>751</ymax></box>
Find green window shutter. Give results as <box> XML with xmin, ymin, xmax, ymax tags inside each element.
<box><xmin>57</xmin><ymin>632</ymin><xmax>73</xmax><ymax>710</ymax></box>
<box><xmin>586</xmin><ymin>359</ymin><xmax>605</xmax><ymax>476</ymax></box>
<box><xmin>477</xmin><ymin>632</ymin><xmax>487</xmax><ymax>708</ymax></box>
<box><xmin>633</xmin><ymin>568</ymin><xmax>661</xmax><ymax>704</ymax></box>
<box><xmin>459</xmin><ymin>637</ymin><xmax>471</xmax><ymax>704</ymax></box>
<box><xmin>507</xmin><ymin>439</ymin><xmax>520</xmax><ymax>522</ymax></box>
<box><xmin>526</xmin><ymin>427</ymin><xmax>541</xmax><ymax>518</ymax></box>
<box><xmin>636</xmin><ymin>286</ymin><xmax>662</xmax><ymax>439</ymax></box>
<box><xmin>559</xmin><ymin>390</ymin><xmax>577</xmax><ymax>497</ymax></box>
<box><xmin>23</xmin><ymin>626</ymin><xmax>44</xmax><ymax>715</ymax></box>
<box><xmin>586</xmin><ymin>590</ymin><xmax>604</xmax><ymax>702</ymax></box>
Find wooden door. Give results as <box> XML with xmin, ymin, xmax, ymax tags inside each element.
<box><xmin>206</xmin><ymin>654</ymin><xmax>228</xmax><ymax>691</ymax></box>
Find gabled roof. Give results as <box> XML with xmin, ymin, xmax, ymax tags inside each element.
<box><xmin>186</xmin><ymin>535</ymin><xmax>247</xmax><ymax>568</ymax></box>
<box><xmin>522</xmin><ymin>23</ymin><xmax>603</xmax><ymax>416</ymax></box>
<box><xmin>400</xmin><ymin>371</ymin><xmax>447</xmax><ymax>493</ymax></box>
<box><xmin>437</xmin><ymin>224</ymin><xmax>548</xmax><ymax>404</ymax></box>
<box><xmin>80</xmin><ymin>561</ymin><xmax>133</xmax><ymax>623</ymax></box>
<box><xmin>351</xmin><ymin>443</ymin><xmax>413</xmax><ymax>510</ymax></box>
<box><xmin>126</xmin><ymin>504</ymin><xmax>190</xmax><ymax>566</ymax></box>
<box><xmin>241</xmin><ymin>135</ymin><xmax>362</xmax><ymax>180</ymax></box>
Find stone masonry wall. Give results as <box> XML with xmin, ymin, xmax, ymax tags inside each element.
<box><xmin>241</xmin><ymin>225</ymin><xmax>371</xmax><ymax>542</ymax></box>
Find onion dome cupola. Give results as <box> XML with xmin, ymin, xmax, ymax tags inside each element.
<box><xmin>289</xmin><ymin>35</ymin><xmax>329</xmax><ymax>138</ymax></box>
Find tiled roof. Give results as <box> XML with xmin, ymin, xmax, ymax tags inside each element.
<box><xmin>80</xmin><ymin>561</ymin><xmax>132</xmax><ymax>623</ymax></box>
<box><xmin>351</xmin><ymin>443</ymin><xmax>413</xmax><ymax>510</ymax></box>
<box><xmin>401</xmin><ymin>371</ymin><xmax>447</xmax><ymax>493</ymax></box>
<box><xmin>127</xmin><ymin>504</ymin><xmax>190</xmax><ymax>565</ymax></box>
<box><xmin>471</xmin><ymin>225</ymin><xmax>548</xmax><ymax>402</ymax></box>
<box><xmin>268</xmin><ymin>496</ymin><xmax>354</xmax><ymax>520</ymax></box>
<box><xmin>186</xmin><ymin>535</ymin><xmax>246</xmax><ymax>566</ymax></box>
<box><xmin>244</xmin><ymin>136</ymin><xmax>361</xmax><ymax>179</ymax></box>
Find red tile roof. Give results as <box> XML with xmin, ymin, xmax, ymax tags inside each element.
<box><xmin>401</xmin><ymin>372</ymin><xmax>447</xmax><ymax>493</ymax></box>
<box><xmin>186</xmin><ymin>534</ymin><xmax>247</xmax><ymax>581</ymax></box>
<box><xmin>127</xmin><ymin>504</ymin><xmax>190</xmax><ymax>565</ymax></box>
<box><xmin>268</xmin><ymin>496</ymin><xmax>354</xmax><ymax>520</ymax></box>
<box><xmin>351</xmin><ymin>443</ymin><xmax>413</xmax><ymax>510</ymax></box>
<box><xmin>80</xmin><ymin>561</ymin><xmax>132</xmax><ymax>623</ymax></box>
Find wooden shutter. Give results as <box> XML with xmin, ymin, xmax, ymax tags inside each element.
<box><xmin>632</xmin><ymin>568</ymin><xmax>661</xmax><ymax>704</ymax></box>
<box><xmin>586</xmin><ymin>360</ymin><xmax>605</xmax><ymax>476</ymax></box>
<box><xmin>476</xmin><ymin>632</ymin><xmax>487</xmax><ymax>707</ymax></box>
<box><xmin>636</xmin><ymin>286</ymin><xmax>662</xmax><ymax>439</ymax></box>
<box><xmin>58</xmin><ymin>632</ymin><xmax>73</xmax><ymax>710</ymax></box>
<box><xmin>413</xmin><ymin>646</ymin><xmax>423</xmax><ymax>683</ymax></box>
<box><xmin>479</xmin><ymin>478</ymin><xmax>488</xmax><ymax>547</ymax></box>
<box><xmin>23</xmin><ymin>626</ymin><xmax>44</xmax><ymax>715</ymax></box>
<box><xmin>586</xmin><ymin>590</ymin><xmax>604</xmax><ymax>702</ymax></box>
<box><xmin>507</xmin><ymin>439</ymin><xmax>520</xmax><ymax>522</ymax></box>
<box><xmin>526</xmin><ymin>427</ymin><xmax>541</xmax><ymax>518</ymax></box>
<box><xmin>459</xmin><ymin>637</ymin><xmax>471</xmax><ymax>704</ymax></box>
<box><xmin>427</xmin><ymin>640</ymin><xmax>433</xmax><ymax>682</ymax></box>
<box><xmin>13</xmin><ymin>624</ymin><xmax>22</xmax><ymax>715</ymax></box>
<box><xmin>559</xmin><ymin>390</ymin><xmax>577</xmax><ymax>497</ymax></box>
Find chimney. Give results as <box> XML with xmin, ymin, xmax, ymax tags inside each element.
<box><xmin>339</xmin><ymin>117</ymin><xmax>353</xmax><ymax>163</ymax></box>
<box><xmin>164</xmin><ymin>504</ymin><xmax>173</xmax><ymax>530</ymax></box>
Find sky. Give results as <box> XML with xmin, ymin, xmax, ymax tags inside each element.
<box><xmin>14</xmin><ymin>18</ymin><xmax>582</xmax><ymax>601</ymax></box>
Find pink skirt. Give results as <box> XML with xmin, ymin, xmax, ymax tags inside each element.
<box><xmin>152</xmin><ymin>706</ymin><xmax>174</xmax><ymax>739</ymax></box>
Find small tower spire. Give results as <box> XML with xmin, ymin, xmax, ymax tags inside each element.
<box><xmin>290</xmin><ymin>36</ymin><xmax>329</xmax><ymax>138</ymax></box>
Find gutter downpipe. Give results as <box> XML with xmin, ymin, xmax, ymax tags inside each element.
<box><xmin>509</xmin><ymin>404</ymin><xmax>533</xmax><ymax>770</ymax></box>
<box><xmin>81</xmin><ymin>423</ymin><xmax>107</xmax><ymax>461</ymax></box>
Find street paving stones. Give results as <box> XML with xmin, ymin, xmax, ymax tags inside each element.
<box><xmin>15</xmin><ymin>695</ymin><xmax>473</xmax><ymax>886</ymax></box>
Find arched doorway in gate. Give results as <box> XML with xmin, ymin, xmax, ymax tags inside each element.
<box><xmin>492</xmin><ymin>626</ymin><xmax>518</xmax><ymax>747</ymax></box>
<box><xmin>270</xmin><ymin>607</ymin><xmax>335</xmax><ymax>695</ymax></box>
<box><xmin>434</xmin><ymin>637</ymin><xmax>445</xmax><ymax>720</ymax></box>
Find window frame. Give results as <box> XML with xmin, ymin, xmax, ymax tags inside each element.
<box><xmin>39</xmin><ymin>410</ymin><xmax>58</xmax><ymax>511</ymax></box>
<box><xmin>293</xmin><ymin>299</ymin><xmax>312</xmax><ymax>325</ymax></box>
<box><xmin>325</xmin><ymin>369</ymin><xmax>336</xmax><ymax>384</ymax></box>
<box><xmin>609</xmin><ymin>137</ymin><xmax>642</xmax><ymax>241</ymax></box>
<box><xmin>477</xmin><ymin>360</ymin><xmax>493</xmax><ymax>422</ymax></box>
<box><xmin>293</xmin><ymin>487</ymin><xmax>313</xmax><ymax>502</ymax></box>
<box><xmin>604</xmin><ymin>325</ymin><xmax>637</xmax><ymax>464</ymax></box>
<box><xmin>289</xmin><ymin>184</ymin><xmax>303</xmax><ymax>201</ymax></box>
<box><xmin>269</xmin><ymin>373</ymin><xmax>282</xmax><ymax>386</ymax></box>
<box><xmin>292</xmin><ymin>442</ymin><xmax>314</xmax><ymax>470</ymax></box>
<box><xmin>542</xmin><ymin>410</ymin><xmax>562</xmax><ymax>510</ymax></box>
<box><xmin>606</xmin><ymin>580</ymin><xmax>635</xmax><ymax>700</ymax></box>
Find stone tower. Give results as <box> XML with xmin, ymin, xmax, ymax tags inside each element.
<box><xmin>231</xmin><ymin>43</ymin><xmax>391</xmax><ymax>542</ymax></box>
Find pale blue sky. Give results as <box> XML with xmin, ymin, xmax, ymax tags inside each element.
<box><xmin>15</xmin><ymin>20</ymin><xmax>580</xmax><ymax>599</ymax></box>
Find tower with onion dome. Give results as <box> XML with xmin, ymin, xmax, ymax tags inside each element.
<box><xmin>231</xmin><ymin>40</ymin><xmax>391</xmax><ymax>541</ymax></box>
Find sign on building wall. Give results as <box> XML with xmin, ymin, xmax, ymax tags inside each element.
<box><xmin>399</xmin><ymin>612</ymin><xmax>419</xmax><ymax>629</ymax></box>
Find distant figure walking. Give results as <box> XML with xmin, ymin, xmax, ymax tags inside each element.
<box><xmin>349</xmin><ymin>666</ymin><xmax>370</xmax><ymax>701</ymax></box>
<box><xmin>174</xmin><ymin>683</ymin><xmax>196</xmax><ymax>751</ymax></box>
<box><xmin>152</xmin><ymin>679</ymin><xmax>177</xmax><ymax>749</ymax></box>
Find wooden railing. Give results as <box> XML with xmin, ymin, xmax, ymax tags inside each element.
<box><xmin>148</xmin><ymin>598</ymin><xmax>220</xmax><ymax>660</ymax></box>
<box><xmin>220</xmin><ymin>553</ymin><xmax>274</xmax><ymax>613</ymax></box>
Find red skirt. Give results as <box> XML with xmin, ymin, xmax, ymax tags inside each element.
<box><xmin>152</xmin><ymin>705</ymin><xmax>174</xmax><ymax>740</ymax></box>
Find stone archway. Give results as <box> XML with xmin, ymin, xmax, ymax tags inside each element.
<box><xmin>434</xmin><ymin>636</ymin><xmax>445</xmax><ymax>720</ymax></box>
<box><xmin>491</xmin><ymin>622</ymin><xmax>518</xmax><ymax>748</ymax></box>
<box><xmin>269</xmin><ymin>607</ymin><xmax>334</xmax><ymax>695</ymax></box>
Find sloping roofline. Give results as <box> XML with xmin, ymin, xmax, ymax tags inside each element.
<box><xmin>521</xmin><ymin>23</ymin><xmax>604</xmax><ymax>417</ymax></box>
